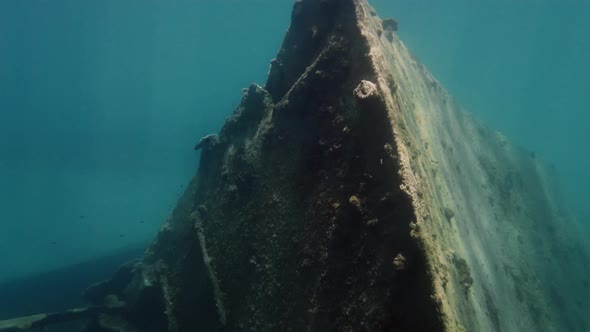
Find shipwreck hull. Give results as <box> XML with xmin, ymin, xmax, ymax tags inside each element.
<box><xmin>83</xmin><ymin>1</ymin><xmax>590</xmax><ymax>331</ymax></box>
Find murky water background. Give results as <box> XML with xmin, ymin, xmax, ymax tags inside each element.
<box><xmin>0</xmin><ymin>0</ymin><xmax>588</xmax><ymax>326</ymax></box>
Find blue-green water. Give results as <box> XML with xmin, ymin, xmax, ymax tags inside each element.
<box><xmin>0</xmin><ymin>0</ymin><xmax>588</xmax><ymax>326</ymax></box>
<box><xmin>0</xmin><ymin>1</ymin><xmax>290</xmax><ymax>284</ymax></box>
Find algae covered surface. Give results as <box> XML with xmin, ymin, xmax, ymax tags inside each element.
<box><xmin>356</xmin><ymin>2</ymin><xmax>590</xmax><ymax>330</ymax></box>
<box><xmin>74</xmin><ymin>1</ymin><xmax>590</xmax><ymax>331</ymax></box>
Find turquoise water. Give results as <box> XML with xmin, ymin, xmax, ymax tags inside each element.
<box><xmin>0</xmin><ymin>0</ymin><xmax>588</xmax><ymax>327</ymax></box>
<box><xmin>0</xmin><ymin>1</ymin><xmax>290</xmax><ymax>283</ymax></box>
